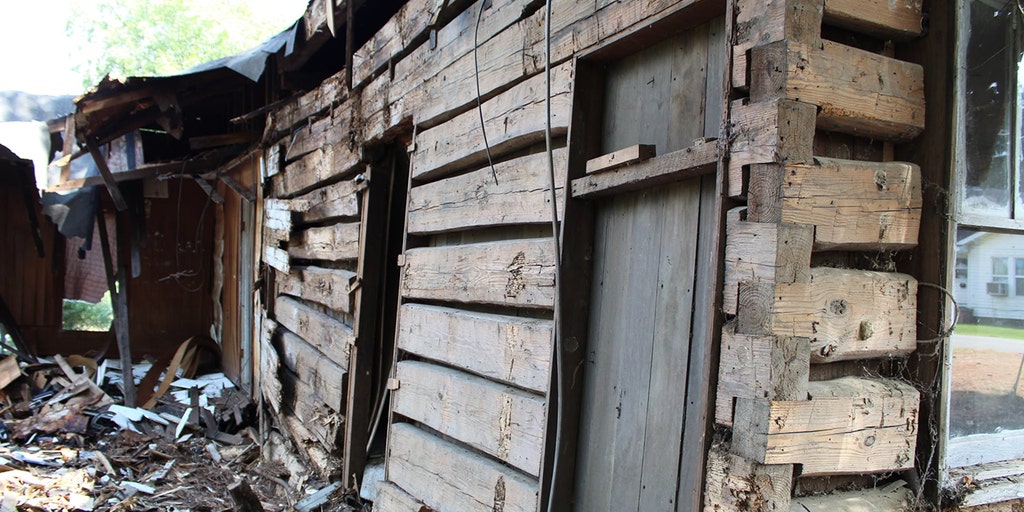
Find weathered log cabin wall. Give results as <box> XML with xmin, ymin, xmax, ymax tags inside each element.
<box><xmin>706</xmin><ymin>0</ymin><xmax>932</xmax><ymax>509</ymax></box>
<box><xmin>257</xmin><ymin>0</ymin><xmax>728</xmax><ymax>508</ymax></box>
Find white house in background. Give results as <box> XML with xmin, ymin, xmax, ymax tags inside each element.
<box><xmin>956</xmin><ymin>231</ymin><xmax>1024</xmax><ymax>322</ymax></box>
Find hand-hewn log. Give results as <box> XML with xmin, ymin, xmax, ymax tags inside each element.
<box><xmin>703</xmin><ymin>444</ymin><xmax>792</xmax><ymax>511</ymax></box>
<box><xmin>393</xmin><ymin>361</ymin><xmax>546</xmax><ymax>476</ymax></box>
<box><xmin>388</xmin><ymin>423</ymin><xmax>538</xmax><ymax>512</ymax></box>
<box><xmin>750</xmin><ymin>40</ymin><xmax>925</xmax><ymax>141</ymax></box>
<box><xmin>273</xmin><ymin>141</ymin><xmax>362</xmax><ymax>199</ymax></box>
<box><xmin>715</xmin><ymin>324</ymin><xmax>809</xmax><ymax>427</ymax></box>
<box><xmin>723</xmin><ymin>218</ymin><xmax>813</xmax><ymax>315</ymax></box>
<box><xmin>397</xmin><ymin>303</ymin><xmax>552</xmax><ymax>393</ymax></box>
<box><xmin>408</xmin><ymin>149</ymin><xmax>567</xmax><ymax>235</ymax></box>
<box><xmin>277</xmin><ymin>329</ymin><xmax>346</xmax><ymax>412</ymax></box>
<box><xmin>277</xmin><ymin>267</ymin><xmax>357</xmax><ymax>314</ymax></box>
<box><xmin>402</xmin><ymin>238</ymin><xmax>556</xmax><ymax>309</ymax></box>
<box><xmin>791</xmin><ymin>480</ymin><xmax>915</xmax><ymax>511</ymax></box>
<box><xmin>374</xmin><ymin>481</ymin><xmax>427</xmax><ymax>512</ymax></box>
<box><xmin>732</xmin><ymin>377</ymin><xmax>919</xmax><ymax>476</ymax></box>
<box><xmin>274</xmin><ymin>295</ymin><xmax>354</xmax><ymax>368</ymax></box>
<box><xmin>288</xmin><ymin>222</ymin><xmax>360</xmax><ymax>262</ymax></box>
<box><xmin>727</xmin><ymin>99</ymin><xmax>817</xmax><ymax>198</ymax></box>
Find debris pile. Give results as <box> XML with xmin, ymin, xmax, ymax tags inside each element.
<box><xmin>0</xmin><ymin>350</ymin><xmax>364</xmax><ymax>511</ymax></box>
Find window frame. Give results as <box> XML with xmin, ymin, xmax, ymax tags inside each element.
<box><xmin>942</xmin><ymin>0</ymin><xmax>1024</xmax><ymax>495</ymax></box>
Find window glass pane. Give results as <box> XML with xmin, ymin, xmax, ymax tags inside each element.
<box><xmin>950</xmin><ymin>228</ymin><xmax>1024</xmax><ymax>443</ymax></box>
<box><xmin>962</xmin><ymin>0</ymin><xmax>1015</xmax><ymax>218</ymax></box>
<box><xmin>993</xmin><ymin>256</ymin><xmax>1009</xmax><ymax>276</ymax></box>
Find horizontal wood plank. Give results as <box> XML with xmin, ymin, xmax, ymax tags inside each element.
<box><xmin>397</xmin><ymin>303</ymin><xmax>552</xmax><ymax>392</ymax></box>
<box><xmin>393</xmin><ymin>361</ymin><xmax>546</xmax><ymax>476</ymax></box>
<box><xmin>703</xmin><ymin>445</ymin><xmax>792</xmax><ymax>511</ymax></box>
<box><xmin>751</xmin><ymin>40</ymin><xmax>925</xmax><ymax>141</ymax></box>
<box><xmin>402</xmin><ymin>238</ymin><xmax>556</xmax><ymax>309</ymax></box>
<box><xmin>290</xmin><ymin>178</ymin><xmax>361</xmax><ymax>224</ymax></box>
<box><xmin>410</xmin><ymin>61</ymin><xmax>573</xmax><ymax>182</ymax></box>
<box><xmin>288</xmin><ymin>222</ymin><xmax>360</xmax><ymax>262</ymax></box>
<box><xmin>272</xmin><ymin>74</ymin><xmax>346</xmax><ymax>134</ymax></box>
<box><xmin>276</xmin><ymin>267</ymin><xmax>357</xmax><ymax>314</ymax></box>
<box><xmin>273</xmin><ymin>143</ymin><xmax>362</xmax><ymax>199</ymax></box>
<box><xmin>572</xmin><ymin>140</ymin><xmax>719</xmax><ymax>199</ymax></box>
<box><xmin>387</xmin><ymin>423</ymin><xmax>539</xmax><ymax>512</ymax></box>
<box><xmin>374</xmin><ymin>481</ymin><xmax>427</xmax><ymax>512</ymax></box>
<box><xmin>260</xmin><ymin>317</ymin><xmax>282</xmax><ymax>414</ymax></box>
<box><xmin>732</xmin><ymin>377</ymin><xmax>919</xmax><ymax>476</ymax></box>
<box><xmin>823</xmin><ymin>0</ymin><xmax>924</xmax><ymax>40</ymax></box>
<box><xmin>408</xmin><ymin>149</ymin><xmax>567</xmax><ymax>235</ymax></box>
<box><xmin>277</xmin><ymin>329</ymin><xmax>347</xmax><ymax>412</ymax></box>
<box><xmin>791</xmin><ymin>480</ymin><xmax>914</xmax><ymax>510</ymax></box>
<box><xmin>274</xmin><ymin>295</ymin><xmax>354</xmax><ymax>368</ymax></box>
<box><xmin>279</xmin><ymin>365</ymin><xmax>343</xmax><ymax>449</ymax></box>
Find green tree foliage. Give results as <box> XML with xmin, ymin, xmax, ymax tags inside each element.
<box><xmin>66</xmin><ymin>0</ymin><xmax>302</xmax><ymax>88</ymax></box>
<box><xmin>62</xmin><ymin>292</ymin><xmax>113</xmax><ymax>332</ymax></box>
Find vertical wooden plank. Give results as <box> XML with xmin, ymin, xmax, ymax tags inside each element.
<box><xmin>639</xmin><ymin>179</ymin><xmax>701</xmax><ymax>510</ymax></box>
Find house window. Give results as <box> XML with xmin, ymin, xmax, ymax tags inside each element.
<box><xmin>945</xmin><ymin>0</ymin><xmax>1024</xmax><ymax>489</ymax></box>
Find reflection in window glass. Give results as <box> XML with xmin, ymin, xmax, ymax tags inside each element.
<box><xmin>961</xmin><ymin>0</ymin><xmax>1015</xmax><ymax>218</ymax></box>
<box><xmin>950</xmin><ymin>228</ymin><xmax>1024</xmax><ymax>439</ymax></box>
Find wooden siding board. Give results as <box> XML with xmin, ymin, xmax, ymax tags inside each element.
<box><xmin>401</xmin><ymin>238</ymin><xmax>556</xmax><ymax>309</ymax></box>
<box><xmin>396</xmin><ymin>303</ymin><xmax>552</xmax><ymax>392</ymax></box>
<box><xmin>273</xmin><ymin>295</ymin><xmax>353</xmax><ymax>368</ymax></box>
<box><xmin>287</xmin><ymin>222</ymin><xmax>360</xmax><ymax>262</ymax></box>
<box><xmin>276</xmin><ymin>267</ymin><xmax>357</xmax><ymax>314</ymax></box>
<box><xmin>387</xmin><ymin>423</ymin><xmax>539</xmax><ymax>512</ymax></box>
<box><xmin>392</xmin><ymin>361</ymin><xmax>546</xmax><ymax>477</ymax></box>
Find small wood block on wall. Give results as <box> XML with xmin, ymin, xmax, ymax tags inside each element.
<box><xmin>723</xmin><ymin>212</ymin><xmax>813</xmax><ymax>315</ymax></box>
<box><xmin>585</xmin><ymin>144</ymin><xmax>657</xmax><ymax>174</ymax></box>
<box><xmin>737</xmin><ymin>267</ymin><xmax>918</xmax><ymax>363</ymax></box>
<box><xmin>732</xmin><ymin>377</ymin><xmax>919</xmax><ymax>476</ymax></box>
<box><xmin>715</xmin><ymin>323</ymin><xmax>810</xmax><ymax>427</ymax></box>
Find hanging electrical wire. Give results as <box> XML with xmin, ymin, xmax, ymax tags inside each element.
<box><xmin>474</xmin><ymin>1</ymin><xmax>500</xmax><ymax>186</ymax></box>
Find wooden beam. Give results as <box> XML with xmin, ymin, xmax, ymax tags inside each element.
<box><xmin>374</xmin><ymin>481</ymin><xmax>427</xmax><ymax>511</ymax></box>
<box><xmin>737</xmin><ymin>267</ymin><xmax>918</xmax><ymax>363</ymax></box>
<box><xmin>285</xmin><ymin>178</ymin><xmax>361</xmax><ymax>224</ymax></box>
<box><xmin>750</xmin><ymin>40</ymin><xmax>925</xmax><ymax>141</ymax></box>
<box><xmin>401</xmin><ymin>238</ymin><xmax>557</xmax><ymax>309</ymax></box>
<box><xmin>585</xmin><ymin>144</ymin><xmax>657</xmax><ymax>174</ymax></box>
<box><xmin>188</xmin><ymin>132</ymin><xmax>258</xmax><ymax>150</ymax></box>
<box><xmin>192</xmin><ymin>177</ymin><xmax>224</xmax><ymax>204</ymax></box>
<box><xmin>822</xmin><ymin>0</ymin><xmax>924</xmax><ymax>40</ymax></box>
<box><xmin>274</xmin><ymin>295</ymin><xmax>353</xmax><ymax>367</ymax></box>
<box><xmin>732</xmin><ymin>377</ymin><xmax>919</xmax><ymax>476</ymax></box>
<box><xmin>260</xmin><ymin>317</ymin><xmax>282</xmax><ymax>414</ymax></box>
<box><xmin>727</xmin><ymin>99</ymin><xmax>817</xmax><ymax>198</ymax></box>
<box><xmin>572</xmin><ymin>140</ymin><xmax>719</xmax><ymax>199</ymax></box>
<box><xmin>287</xmin><ymin>222</ymin><xmax>360</xmax><ymax>262</ymax></box>
<box><xmin>723</xmin><ymin>217</ymin><xmax>813</xmax><ymax>315</ymax></box>
<box><xmin>393</xmin><ymin>361</ymin><xmax>546</xmax><ymax>477</ymax></box>
<box><xmin>86</xmin><ymin>142</ymin><xmax>128</xmax><ymax>211</ymax></box>
<box><xmin>111</xmin><ymin>210</ymin><xmax>135</xmax><ymax>405</ymax></box>
<box><xmin>397</xmin><ymin>303</ymin><xmax>552</xmax><ymax>393</ymax></box>
<box><xmin>715</xmin><ymin>324</ymin><xmax>810</xmax><ymax>427</ymax></box>
<box><xmin>273</xmin><ymin>143</ymin><xmax>362</xmax><ymax>199</ymax></box>
<box><xmin>277</xmin><ymin>329</ymin><xmax>346</xmax><ymax>412</ymax></box>
<box><xmin>408</xmin><ymin>149</ymin><xmax>568</xmax><ymax>235</ymax></box>
<box><xmin>791</xmin><ymin>480</ymin><xmax>915</xmax><ymax>510</ymax></box>
<box><xmin>387</xmin><ymin>423</ymin><xmax>539</xmax><ymax>512</ymax></box>
<box><xmin>276</xmin><ymin>267</ymin><xmax>357</xmax><ymax>314</ymax></box>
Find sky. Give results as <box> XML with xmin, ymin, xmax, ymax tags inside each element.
<box><xmin>0</xmin><ymin>0</ymin><xmax>309</xmax><ymax>96</ymax></box>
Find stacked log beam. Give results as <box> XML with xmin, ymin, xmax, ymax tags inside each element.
<box><xmin>707</xmin><ymin>0</ymin><xmax>925</xmax><ymax>509</ymax></box>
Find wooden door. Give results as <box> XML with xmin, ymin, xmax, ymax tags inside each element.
<box><xmin>572</xmin><ymin>17</ymin><xmax>723</xmax><ymax>511</ymax></box>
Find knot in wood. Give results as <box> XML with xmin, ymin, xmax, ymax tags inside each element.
<box><xmin>874</xmin><ymin>170</ymin><xmax>888</xmax><ymax>191</ymax></box>
<box><xmin>828</xmin><ymin>298</ymin><xmax>849</xmax><ymax>316</ymax></box>
<box><xmin>864</xmin><ymin>434</ymin><xmax>876</xmax><ymax>447</ymax></box>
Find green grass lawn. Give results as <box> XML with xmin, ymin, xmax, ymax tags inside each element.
<box><xmin>955</xmin><ymin>323</ymin><xmax>1024</xmax><ymax>340</ymax></box>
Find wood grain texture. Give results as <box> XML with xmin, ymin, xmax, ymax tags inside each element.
<box><xmin>393</xmin><ymin>361</ymin><xmax>546</xmax><ymax>476</ymax></box>
<box><xmin>397</xmin><ymin>303</ymin><xmax>552</xmax><ymax>392</ymax></box>
<box><xmin>586</xmin><ymin>144</ymin><xmax>657</xmax><ymax>174</ymax></box>
<box><xmin>273</xmin><ymin>142</ymin><xmax>362</xmax><ymax>199</ymax></box>
<box><xmin>401</xmin><ymin>238</ymin><xmax>556</xmax><ymax>309</ymax></box>
<box><xmin>778</xmin><ymin>158</ymin><xmax>922</xmax><ymax>250</ymax></box>
<box><xmin>791</xmin><ymin>480</ymin><xmax>915</xmax><ymax>510</ymax></box>
<box><xmin>274</xmin><ymin>295</ymin><xmax>354</xmax><ymax>368</ymax></box>
<box><xmin>260</xmin><ymin>317</ymin><xmax>282</xmax><ymax>414</ymax></box>
<box><xmin>276</xmin><ymin>267</ymin><xmax>357</xmax><ymax>314</ymax></box>
<box><xmin>264</xmin><ymin>246</ymin><xmax>290</xmax><ymax>273</ymax></box>
<box><xmin>703</xmin><ymin>444</ymin><xmax>792</xmax><ymax>511</ymax></box>
<box><xmin>823</xmin><ymin>0</ymin><xmax>923</xmax><ymax>40</ymax></box>
<box><xmin>279</xmin><ymin>363</ymin><xmax>344</xmax><ymax>449</ymax></box>
<box><xmin>715</xmin><ymin>324</ymin><xmax>810</xmax><ymax>427</ymax></box>
<box><xmin>727</xmin><ymin>99</ymin><xmax>817</xmax><ymax>198</ymax></box>
<box><xmin>289</xmin><ymin>178</ymin><xmax>361</xmax><ymax>224</ymax></box>
<box><xmin>723</xmin><ymin>219</ymin><xmax>813</xmax><ymax>315</ymax></box>
<box><xmin>373</xmin><ymin>481</ymin><xmax>427</xmax><ymax>512</ymax></box>
<box><xmin>387</xmin><ymin>423</ymin><xmax>538</xmax><ymax>512</ymax></box>
<box><xmin>271</xmin><ymin>74</ymin><xmax>346</xmax><ymax>135</ymax></box>
<box><xmin>733</xmin><ymin>377</ymin><xmax>919</xmax><ymax>476</ymax></box>
<box><xmin>410</xmin><ymin>62</ymin><xmax>573</xmax><ymax>182</ymax></box>
<box><xmin>407</xmin><ymin>149</ymin><xmax>567</xmax><ymax>235</ymax></box>
<box><xmin>288</xmin><ymin>222</ymin><xmax>360</xmax><ymax>262</ymax></box>
<box><xmin>277</xmin><ymin>329</ymin><xmax>346</xmax><ymax>412</ymax></box>
<box><xmin>572</xmin><ymin>140</ymin><xmax>719</xmax><ymax>199</ymax></box>
<box><xmin>758</xmin><ymin>268</ymin><xmax>918</xmax><ymax>363</ymax></box>
<box><xmin>751</xmin><ymin>40</ymin><xmax>925</xmax><ymax>141</ymax></box>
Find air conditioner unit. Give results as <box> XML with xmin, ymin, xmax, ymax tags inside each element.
<box><xmin>986</xmin><ymin>282</ymin><xmax>1009</xmax><ymax>296</ymax></box>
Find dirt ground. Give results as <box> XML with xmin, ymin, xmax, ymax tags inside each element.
<box><xmin>949</xmin><ymin>347</ymin><xmax>1024</xmax><ymax>437</ymax></box>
